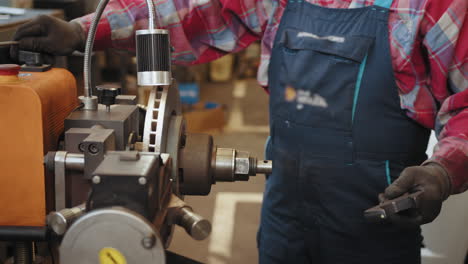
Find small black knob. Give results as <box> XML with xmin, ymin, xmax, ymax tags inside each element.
<box><xmin>96</xmin><ymin>84</ymin><xmax>121</xmax><ymax>110</ymax></box>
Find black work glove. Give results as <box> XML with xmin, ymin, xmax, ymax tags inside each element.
<box><xmin>382</xmin><ymin>162</ymin><xmax>451</xmax><ymax>227</ymax></box>
<box><xmin>11</xmin><ymin>15</ymin><xmax>85</xmax><ymax>59</ymax></box>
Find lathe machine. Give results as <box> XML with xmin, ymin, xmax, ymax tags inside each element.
<box><xmin>0</xmin><ymin>0</ymin><xmax>272</xmax><ymax>263</ymax></box>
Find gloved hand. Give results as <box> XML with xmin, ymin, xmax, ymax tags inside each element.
<box><xmin>11</xmin><ymin>15</ymin><xmax>85</xmax><ymax>59</ymax></box>
<box><xmin>382</xmin><ymin>162</ymin><xmax>451</xmax><ymax>227</ymax></box>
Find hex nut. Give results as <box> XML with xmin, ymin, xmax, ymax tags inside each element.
<box><xmin>88</xmin><ymin>144</ymin><xmax>100</xmax><ymax>154</ymax></box>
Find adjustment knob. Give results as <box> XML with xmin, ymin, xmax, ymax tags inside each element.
<box><xmin>47</xmin><ymin>203</ymin><xmax>86</xmax><ymax>235</ymax></box>
<box><xmin>96</xmin><ymin>84</ymin><xmax>121</xmax><ymax>111</ymax></box>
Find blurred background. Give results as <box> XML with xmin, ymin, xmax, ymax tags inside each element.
<box><xmin>0</xmin><ymin>1</ymin><xmax>466</xmax><ymax>263</ymax></box>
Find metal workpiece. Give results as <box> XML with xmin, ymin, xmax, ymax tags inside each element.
<box><xmin>213</xmin><ymin>147</ymin><xmax>273</xmax><ymax>182</ymax></box>
<box><xmin>213</xmin><ymin>148</ymin><xmax>236</xmax><ymax>181</ymax></box>
<box><xmin>178</xmin><ymin>133</ymin><xmax>273</xmax><ymax>194</ymax></box>
<box><xmin>364</xmin><ymin>190</ymin><xmax>423</xmax><ymax>222</ymax></box>
<box><xmin>47</xmin><ymin>203</ymin><xmax>86</xmax><ymax>235</ymax></box>
<box><xmin>59</xmin><ymin>207</ymin><xmax>165</xmax><ymax>264</ymax></box>
<box><xmin>256</xmin><ymin>160</ymin><xmax>273</xmax><ymax>174</ymax></box>
<box><xmin>170</xmin><ymin>207</ymin><xmax>211</xmax><ymax>241</ymax></box>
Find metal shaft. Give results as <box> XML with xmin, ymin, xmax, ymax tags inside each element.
<box><xmin>256</xmin><ymin>160</ymin><xmax>273</xmax><ymax>174</ymax></box>
<box><xmin>47</xmin><ymin>203</ymin><xmax>86</xmax><ymax>235</ymax></box>
<box><xmin>173</xmin><ymin>207</ymin><xmax>211</xmax><ymax>241</ymax></box>
<box><xmin>64</xmin><ymin>153</ymin><xmax>85</xmax><ymax>170</ymax></box>
<box><xmin>213</xmin><ymin>147</ymin><xmax>273</xmax><ymax>182</ymax></box>
<box><xmin>44</xmin><ymin>152</ymin><xmax>85</xmax><ymax>171</ymax></box>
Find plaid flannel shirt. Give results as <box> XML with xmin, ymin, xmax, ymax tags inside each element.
<box><xmin>76</xmin><ymin>0</ymin><xmax>468</xmax><ymax>193</ymax></box>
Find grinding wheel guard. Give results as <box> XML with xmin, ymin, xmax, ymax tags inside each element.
<box><xmin>364</xmin><ymin>190</ymin><xmax>423</xmax><ymax>222</ymax></box>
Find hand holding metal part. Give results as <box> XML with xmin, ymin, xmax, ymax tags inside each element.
<box><xmin>364</xmin><ymin>190</ymin><xmax>423</xmax><ymax>222</ymax></box>
<box><xmin>365</xmin><ymin>163</ymin><xmax>451</xmax><ymax>227</ymax></box>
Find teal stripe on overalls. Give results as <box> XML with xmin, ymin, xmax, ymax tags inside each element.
<box><xmin>352</xmin><ymin>56</ymin><xmax>368</xmax><ymax>123</ymax></box>
<box><xmin>385</xmin><ymin>160</ymin><xmax>392</xmax><ymax>185</ymax></box>
<box><xmin>351</xmin><ymin>0</ymin><xmax>393</xmax><ymax>123</ymax></box>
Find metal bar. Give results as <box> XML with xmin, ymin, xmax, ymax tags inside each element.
<box><xmin>0</xmin><ymin>41</ymin><xmax>19</xmax><ymax>46</ymax></box>
<box><xmin>54</xmin><ymin>151</ymin><xmax>67</xmax><ymax>211</ymax></box>
<box><xmin>65</xmin><ymin>153</ymin><xmax>84</xmax><ymax>171</ymax></box>
<box><xmin>0</xmin><ymin>227</ymin><xmax>47</xmax><ymax>241</ymax></box>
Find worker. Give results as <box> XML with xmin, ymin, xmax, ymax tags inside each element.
<box><xmin>12</xmin><ymin>0</ymin><xmax>467</xmax><ymax>263</ymax></box>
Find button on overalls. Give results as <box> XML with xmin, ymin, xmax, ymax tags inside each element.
<box><xmin>259</xmin><ymin>0</ymin><xmax>431</xmax><ymax>263</ymax></box>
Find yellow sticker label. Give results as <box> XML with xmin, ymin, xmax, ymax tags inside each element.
<box><xmin>99</xmin><ymin>247</ymin><xmax>127</xmax><ymax>264</ymax></box>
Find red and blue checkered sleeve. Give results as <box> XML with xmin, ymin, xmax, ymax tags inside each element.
<box><xmin>73</xmin><ymin>0</ymin><xmax>269</xmax><ymax>65</ymax></box>
<box><xmin>421</xmin><ymin>0</ymin><xmax>468</xmax><ymax>193</ymax></box>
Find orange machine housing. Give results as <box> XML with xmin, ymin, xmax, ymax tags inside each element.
<box><xmin>0</xmin><ymin>67</ymin><xmax>77</xmax><ymax>227</ymax></box>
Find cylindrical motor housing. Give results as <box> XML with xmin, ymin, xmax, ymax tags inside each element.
<box><xmin>136</xmin><ymin>29</ymin><xmax>172</xmax><ymax>86</ymax></box>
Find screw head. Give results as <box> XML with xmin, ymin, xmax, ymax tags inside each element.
<box><xmin>92</xmin><ymin>176</ymin><xmax>101</xmax><ymax>184</ymax></box>
<box><xmin>142</xmin><ymin>235</ymin><xmax>156</xmax><ymax>249</ymax></box>
<box><xmin>78</xmin><ymin>143</ymin><xmax>86</xmax><ymax>153</ymax></box>
<box><xmin>88</xmin><ymin>144</ymin><xmax>100</xmax><ymax>154</ymax></box>
<box><xmin>138</xmin><ymin>177</ymin><xmax>147</xmax><ymax>185</ymax></box>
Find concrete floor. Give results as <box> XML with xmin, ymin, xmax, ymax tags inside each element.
<box><xmin>168</xmin><ymin>79</ymin><xmax>269</xmax><ymax>264</ymax></box>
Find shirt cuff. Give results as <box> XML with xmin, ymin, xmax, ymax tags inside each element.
<box><xmin>426</xmin><ymin>139</ymin><xmax>468</xmax><ymax>194</ymax></box>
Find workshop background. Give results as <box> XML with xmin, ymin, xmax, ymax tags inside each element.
<box><xmin>0</xmin><ymin>0</ymin><xmax>467</xmax><ymax>263</ymax></box>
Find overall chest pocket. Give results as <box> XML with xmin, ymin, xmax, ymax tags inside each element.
<box><xmin>270</xmin><ymin>28</ymin><xmax>374</xmax><ymax>130</ymax></box>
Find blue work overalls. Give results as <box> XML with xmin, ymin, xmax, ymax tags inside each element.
<box><xmin>259</xmin><ymin>0</ymin><xmax>431</xmax><ymax>263</ymax></box>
